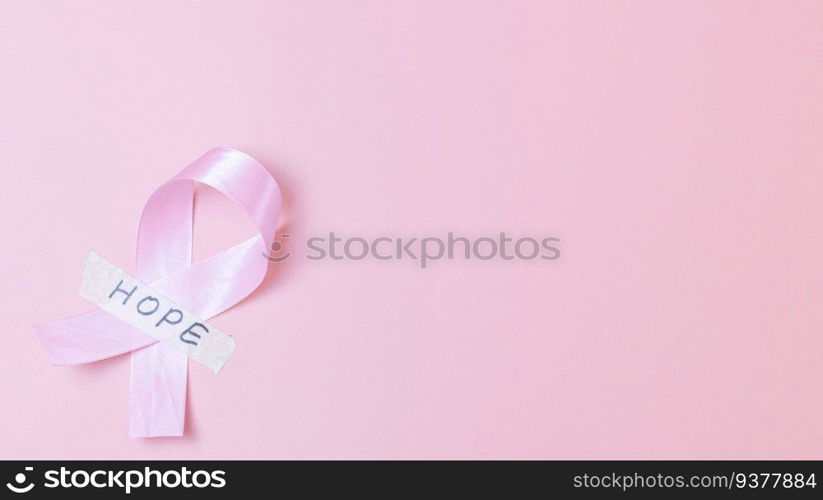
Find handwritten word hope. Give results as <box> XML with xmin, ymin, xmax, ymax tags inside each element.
<box><xmin>79</xmin><ymin>252</ymin><xmax>236</xmax><ymax>373</ymax></box>
<box><xmin>107</xmin><ymin>280</ymin><xmax>209</xmax><ymax>346</ymax></box>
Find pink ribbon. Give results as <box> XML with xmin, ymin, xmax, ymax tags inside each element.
<box><xmin>34</xmin><ymin>148</ymin><xmax>282</xmax><ymax>437</ymax></box>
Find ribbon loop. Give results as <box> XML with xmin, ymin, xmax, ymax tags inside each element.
<box><xmin>34</xmin><ymin>147</ymin><xmax>282</xmax><ymax>437</ymax></box>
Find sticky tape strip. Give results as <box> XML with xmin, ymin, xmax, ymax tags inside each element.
<box><xmin>79</xmin><ymin>252</ymin><xmax>235</xmax><ymax>373</ymax></box>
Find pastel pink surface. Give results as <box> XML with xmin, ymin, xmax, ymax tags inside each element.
<box><xmin>0</xmin><ymin>1</ymin><xmax>821</xmax><ymax>459</ymax></box>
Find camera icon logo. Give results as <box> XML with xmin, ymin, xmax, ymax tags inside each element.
<box><xmin>6</xmin><ymin>467</ymin><xmax>34</xmax><ymax>494</ymax></box>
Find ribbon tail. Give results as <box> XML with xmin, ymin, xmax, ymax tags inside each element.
<box><xmin>128</xmin><ymin>341</ymin><xmax>188</xmax><ymax>437</ymax></box>
<box><xmin>34</xmin><ymin>309</ymin><xmax>157</xmax><ymax>365</ymax></box>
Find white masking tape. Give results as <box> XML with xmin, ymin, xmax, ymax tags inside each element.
<box><xmin>79</xmin><ymin>252</ymin><xmax>235</xmax><ymax>373</ymax></box>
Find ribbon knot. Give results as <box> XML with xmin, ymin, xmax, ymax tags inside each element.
<box><xmin>34</xmin><ymin>148</ymin><xmax>282</xmax><ymax>437</ymax></box>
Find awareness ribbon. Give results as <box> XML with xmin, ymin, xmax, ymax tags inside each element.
<box><xmin>34</xmin><ymin>148</ymin><xmax>282</xmax><ymax>437</ymax></box>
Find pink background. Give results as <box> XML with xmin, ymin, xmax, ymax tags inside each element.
<box><xmin>1</xmin><ymin>1</ymin><xmax>821</xmax><ymax>459</ymax></box>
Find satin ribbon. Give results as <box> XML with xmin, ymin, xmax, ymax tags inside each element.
<box><xmin>34</xmin><ymin>148</ymin><xmax>282</xmax><ymax>437</ymax></box>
